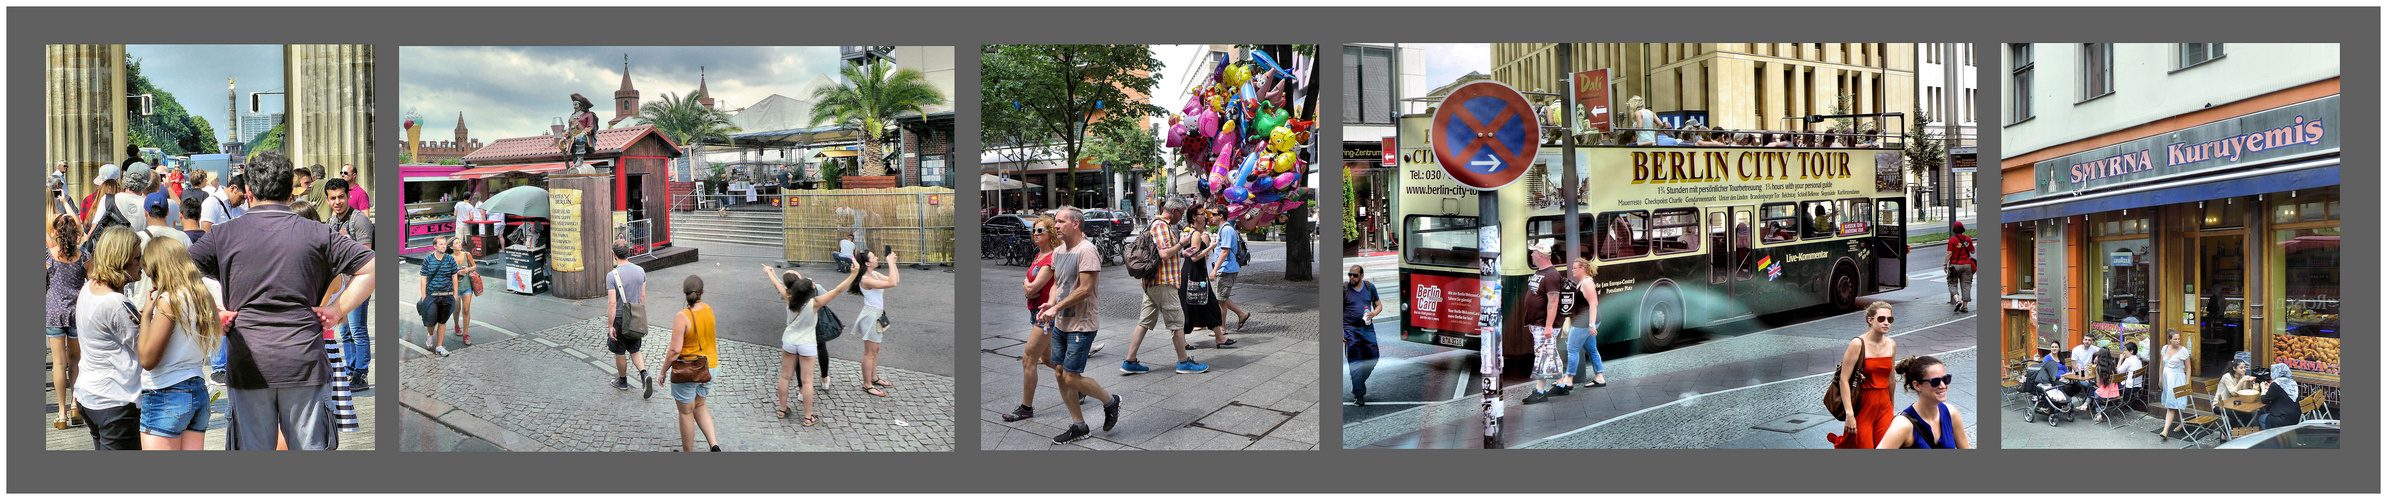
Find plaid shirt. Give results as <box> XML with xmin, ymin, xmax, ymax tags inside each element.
<box><xmin>1149</xmin><ymin>219</ymin><xmax>1181</xmax><ymax>287</ymax></box>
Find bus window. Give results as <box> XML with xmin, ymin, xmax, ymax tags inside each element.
<box><xmin>1839</xmin><ymin>199</ymin><xmax>1872</xmax><ymax>236</ymax></box>
<box><xmin>1527</xmin><ymin>215</ymin><xmax>1599</xmax><ymax>263</ymax></box>
<box><xmin>1709</xmin><ymin>210</ymin><xmax>1729</xmax><ymax>283</ymax></box>
<box><xmin>1760</xmin><ymin>203</ymin><xmax>1800</xmax><ymax>244</ymax></box>
<box><xmin>1598</xmin><ymin>211</ymin><xmax>1650</xmax><ymax>260</ymax></box>
<box><xmin>1404</xmin><ymin>215</ymin><xmax>1480</xmax><ymax>268</ymax></box>
<box><xmin>1802</xmin><ymin>200</ymin><xmax>1839</xmax><ymax>239</ymax></box>
<box><xmin>1650</xmin><ymin>208</ymin><xmax>1700</xmax><ymax>255</ymax></box>
<box><xmin>1734</xmin><ymin>208</ymin><xmax>1756</xmax><ymax>279</ymax></box>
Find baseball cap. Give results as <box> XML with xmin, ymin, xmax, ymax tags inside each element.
<box><xmin>94</xmin><ymin>163</ymin><xmax>121</xmax><ymax>185</ymax></box>
<box><xmin>145</xmin><ymin>190</ymin><xmax>172</xmax><ymax>219</ymax></box>
<box><xmin>123</xmin><ymin>162</ymin><xmax>155</xmax><ymax>192</ymax></box>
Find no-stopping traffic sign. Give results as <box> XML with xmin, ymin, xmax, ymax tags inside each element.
<box><xmin>1431</xmin><ymin>81</ymin><xmax>1541</xmax><ymax>191</ymax></box>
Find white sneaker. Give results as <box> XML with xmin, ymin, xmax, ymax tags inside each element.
<box><xmin>433</xmin><ymin>345</ymin><xmax>451</xmax><ymax>356</ymax></box>
<box><xmin>1089</xmin><ymin>343</ymin><xmax>1105</xmax><ymax>355</ymax></box>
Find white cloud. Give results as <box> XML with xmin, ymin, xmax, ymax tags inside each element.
<box><xmin>399</xmin><ymin>46</ymin><xmax>878</xmax><ymax>140</ymax></box>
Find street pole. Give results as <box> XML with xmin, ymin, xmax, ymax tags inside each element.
<box><xmin>1944</xmin><ymin>43</ymin><xmax>1960</xmax><ymax>221</ymax></box>
<box><xmin>1479</xmin><ymin>192</ymin><xmax>1504</xmax><ymax>450</ymax></box>
<box><xmin>1560</xmin><ymin>44</ymin><xmax>1581</xmax><ymax>287</ymax></box>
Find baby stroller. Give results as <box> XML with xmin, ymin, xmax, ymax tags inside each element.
<box><xmin>2020</xmin><ymin>362</ymin><xmax>2076</xmax><ymax>425</ymax></box>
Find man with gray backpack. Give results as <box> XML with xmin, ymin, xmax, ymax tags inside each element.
<box><xmin>1212</xmin><ymin>215</ymin><xmax>1252</xmax><ymax>333</ymax></box>
<box><xmin>1120</xmin><ymin>198</ymin><xmax>1206</xmax><ymax>375</ymax></box>
<box><xmin>608</xmin><ymin>240</ymin><xmax>653</xmax><ymax>398</ymax></box>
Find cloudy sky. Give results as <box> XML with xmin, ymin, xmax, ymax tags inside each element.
<box><xmin>399</xmin><ymin>46</ymin><xmax>844</xmax><ymax>140</ymax></box>
<box><xmin>1420</xmin><ymin>43</ymin><xmax>1490</xmax><ymax>89</ymax></box>
<box><xmin>125</xmin><ymin>45</ymin><xmax>285</xmax><ymax>144</ymax></box>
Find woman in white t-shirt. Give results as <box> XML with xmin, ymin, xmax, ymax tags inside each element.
<box><xmin>74</xmin><ymin>227</ymin><xmax>146</xmax><ymax>450</ymax></box>
<box><xmin>135</xmin><ymin>237</ymin><xmax>225</xmax><ymax>450</ymax></box>
<box><xmin>765</xmin><ymin>266</ymin><xmax>861</xmax><ymax>426</ymax></box>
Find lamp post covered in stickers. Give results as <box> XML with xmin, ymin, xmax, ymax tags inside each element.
<box><xmin>1430</xmin><ymin>80</ymin><xmax>1539</xmax><ymax>448</ymax></box>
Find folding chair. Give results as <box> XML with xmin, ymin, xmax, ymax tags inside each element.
<box><xmin>2299</xmin><ymin>391</ymin><xmax>2328</xmax><ymax>423</ymax></box>
<box><xmin>2088</xmin><ymin>373</ymin><xmax>2130</xmax><ymax>429</ymax></box>
<box><xmin>2174</xmin><ymin>382</ymin><xmax>2223</xmax><ymax>449</ymax></box>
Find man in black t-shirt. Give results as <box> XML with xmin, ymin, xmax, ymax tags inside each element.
<box><xmin>1521</xmin><ymin>256</ymin><xmax>1582</xmax><ymax>405</ymax></box>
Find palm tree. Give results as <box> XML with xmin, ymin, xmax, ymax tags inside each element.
<box><xmin>636</xmin><ymin>91</ymin><xmax>741</xmax><ymax>183</ymax></box>
<box><xmin>809</xmin><ymin>59</ymin><xmax>947</xmax><ymax>178</ymax></box>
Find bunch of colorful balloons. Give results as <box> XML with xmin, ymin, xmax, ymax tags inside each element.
<box><xmin>1164</xmin><ymin>49</ymin><xmax>1314</xmax><ymax>226</ymax></box>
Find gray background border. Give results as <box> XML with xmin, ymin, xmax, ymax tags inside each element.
<box><xmin>11</xmin><ymin>6</ymin><xmax>2375</xmax><ymax>494</ymax></box>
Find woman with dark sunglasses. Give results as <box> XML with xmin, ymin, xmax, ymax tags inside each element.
<box><xmin>1876</xmin><ymin>355</ymin><xmax>1969</xmax><ymax>449</ymax></box>
<box><xmin>1829</xmin><ymin>301</ymin><xmax>1899</xmax><ymax>449</ymax></box>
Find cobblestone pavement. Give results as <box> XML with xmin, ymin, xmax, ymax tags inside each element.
<box><xmin>1348</xmin><ymin>243</ymin><xmax>1979</xmax><ymax>449</ymax></box>
<box><xmin>401</xmin><ymin>316</ymin><xmax>953</xmax><ymax>452</ymax></box>
<box><xmin>979</xmin><ymin>241</ymin><xmax>1320</xmax><ymax>450</ymax></box>
<box><xmin>43</xmin><ymin>322</ymin><xmax>379</xmax><ymax>451</ymax></box>
<box><xmin>1999</xmin><ymin>387</ymin><xmax>2219</xmax><ymax>449</ymax></box>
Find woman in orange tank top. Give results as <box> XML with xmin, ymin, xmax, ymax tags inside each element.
<box><xmin>1830</xmin><ymin>301</ymin><xmax>1900</xmax><ymax>449</ymax></box>
<box><xmin>667</xmin><ymin>275</ymin><xmax>723</xmax><ymax>451</ymax></box>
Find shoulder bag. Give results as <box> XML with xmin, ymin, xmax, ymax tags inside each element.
<box><xmin>612</xmin><ymin>271</ymin><xmax>647</xmax><ymax>340</ymax></box>
<box><xmin>1824</xmin><ymin>337</ymin><xmax>1870</xmax><ymax>421</ymax></box>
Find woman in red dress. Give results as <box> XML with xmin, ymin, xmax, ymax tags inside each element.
<box><xmin>1830</xmin><ymin>301</ymin><xmax>1900</xmax><ymax>449</ymax></box>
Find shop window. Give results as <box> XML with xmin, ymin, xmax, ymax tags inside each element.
<box><xmin>1759</xmin><ymin>203</ymin><xmax>1799</xmax><ymax>244</ymax></box>
<box><xmin>2199</xmin><ymin>198</ymin><xmax>2247</xmax><ymax>229</ymax></box>
<box><xmin>2269</xmin><ymin>226</ymin><xmax>2340</xmax><ymax>374</ymax></box>
<box><xmin>2012</xmin><ymin>225</ymin><xmax>2038</xmax><ymax>292</ymax></box>
<box><xmin>1403</xmin><ymin>215</ymin><xmax>1479</xmax><ymax>269</ymax></box>
<box><xmin>2092</xmin><ymin>211</ymin><xmax>2150</xmax><ymax>237</ymax></box>
<box><xmin>2273</xmin><ymin>186</ymin><xmax>2341</xmax><ymax>223</ymax></box>
<box><xmin>2088</xmin><ymin>239</ymin><xmax>2155</xmax><ymax>345</ymax></box>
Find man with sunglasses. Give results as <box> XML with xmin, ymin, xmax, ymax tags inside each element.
<box><xmin>1343</xmin><ymin>265</ymin><xmax>1381</xmax><ymax>406</ymax></box>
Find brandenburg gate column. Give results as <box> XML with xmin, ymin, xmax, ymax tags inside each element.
<box><xmin>286</xmin><ymin>44</ymin><xmax>377</xmax><ymax>200</ymax></box>
<box><xmin>46</xmin><ymin>44</ymin><xmax>128</xmax><ymax>194</ymax></box>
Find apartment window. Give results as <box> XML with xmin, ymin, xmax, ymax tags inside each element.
<box><xmin>1966</xmin><ymin>89</ymin><xmax>1976</xmax><ymax>125</ymax></box>
<box><xmin>2080</xmin><ymin>43</ymin><xmax>2113</xmax><ymax>101</ymax></box>
<box><xmin>2179</xmin><ymin>43</ymin><xmax>2225</xmax><ymax>69</ymax></box>
<box><xmin>1344</xmin><ymin>45</ymin><xmax>1396</xmax><ymax>125</ymax></box>
<box><xmin>2009</xmin><ymin>44</ymin><xmax>2033</xmax><ymax>122</ymax></box>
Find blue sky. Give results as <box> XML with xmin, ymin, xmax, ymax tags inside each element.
<box><xmin>125</xmin><ymin>45</ymin><xmax>284</xmax><ymax>144</ymax></box>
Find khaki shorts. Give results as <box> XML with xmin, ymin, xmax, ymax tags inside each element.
<box><xmin>1138</xmin><ymin>284</ymin><xmax>1185</xmax><ymax>332</ymax></box>
<box><xmin>1215</xmin><ymin>273</ymin><xmax>1238</xmax><ymax>301</ymax></box>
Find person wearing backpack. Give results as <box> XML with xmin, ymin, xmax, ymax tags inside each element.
<box><xmin>1212</xmin><ymin>213</ymin><xmax>1252</xmax><ymax>333</ymax></box>
<box><xmin>1945</xmin><ymin>221</ymin><xmax>1976</xmax><ymax>313</ymax></box>
<box><xmin>764</xmin><ymin>265</ymin><xmax>859</xmax><ymax>427</ymax></box>
<box><xmin>607</xmin><ymin>241</ymin><xmax>653</xmax><ymax>398</ymax></box>
<box><xmin>1122</xmin><ymin>198</ymin><xmax>1207</xmax><ymax>375</ymax></box>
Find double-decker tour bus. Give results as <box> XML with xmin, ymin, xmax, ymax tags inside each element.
<box><xmin>1394</xmin><ymin>114</ymin><xmax>1909</xmax><ymax>355</ymax></box>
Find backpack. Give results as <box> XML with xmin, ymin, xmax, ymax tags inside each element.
<box><xmin>82</xmin><ymin>196</ymin><xmax>132</xmax><ymax>254</ymax></box>
<box><xmin>1230</xmin><ymin>230</ymin><xmax>1252</xmax><ymax>267</ymax></box>
<box><xmin>816</xmin><ymin>305</ymin><xmax>845</xmax><ymax>343</ymax></box>
<box><xmin>1124</xmin><ymin>223</ymin><xmax>1163</xmax><ymax>280</ymax></box>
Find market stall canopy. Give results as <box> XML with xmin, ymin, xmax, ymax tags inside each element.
<box><xmin>449</xmin><ymin>162</ymin><xmax>573</xmax><ymax>179</ymax></box>
<box><xmin>461</xmin><ymin>125</ymin><xmax>684</xmax><ymax>164</ymax></box>
<box><xmin>1171</xmin><ymin>173</ymin><xmax>1201</xmax><ymax>195</ymax></box>
<box><xmin>714</xmin><ymin>90</ymin><xmax>863</xmax><ymax>149</ymax></box>
<box><xmin>981</xmin><ymin>174</ymin><xmax>1041</xmax><ymax>191</ymax></box>
<box><xmin>480</xmin><ymin>186</ymin><xmax>552</xmax><ymax>219</ymax></box>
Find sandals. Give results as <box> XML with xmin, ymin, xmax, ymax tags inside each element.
<box><xmin>1235</xmin><ymin>311</ymin><xmax>1250</xmax><ymax>330</ymax></box>
<box><xmin>776</xmin><ymin>407</ymin><xmax>791</xmax><ymax>420</ymax></box>
<box><xmin>1216</xmin><ymin>338</ymin><xmax>1238</xmax><ymax>348</ymax></box>
<box><xmin>864</xmin><ymin>386</ymin><xmax>888</xmax><ymax>397</ymax></box>
<box><xmin>871</xmin><ymin>379</ymin><xmax>896</xmax><ymax>388</ymax></box>
<box><xmin>802</xmin><ymin>415</ymin><xmax>819</xmax><ymax>427</ymax></box>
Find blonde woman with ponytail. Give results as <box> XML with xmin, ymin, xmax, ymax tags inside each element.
<box><xmin>136</xmin><ymin>237</ymin><xmax>225</xmax><ymax>450</ymax></box>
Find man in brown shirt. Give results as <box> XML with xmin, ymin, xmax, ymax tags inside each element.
<box><xmin>1038</xmin><ymin>206</ymin><xmax>1121</xmax><ymax>444</ymax></box>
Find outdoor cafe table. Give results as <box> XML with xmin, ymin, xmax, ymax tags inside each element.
<box><xmin>2221</xmin><ymin>392</ymin><xmax>2264</xmax><ymax>430</ymax></box>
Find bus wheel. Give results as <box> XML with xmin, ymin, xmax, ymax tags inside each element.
<box><xmin>1830</xmin><ymin>263</ymin><xmax>1859</xmax><ymax>310</ymax></box>
<box><xmin>1638</xmin><ymin>286</ymin><xmax>1686</xmax><ymax>352</ymax></box>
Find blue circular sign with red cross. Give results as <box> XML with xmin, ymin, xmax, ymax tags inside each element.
<box><xmin>1431</xmin><ymin>81</ymin><xmax>1541</xmax><ymax>191</ymax></box>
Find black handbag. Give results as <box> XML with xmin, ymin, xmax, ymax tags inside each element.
<box><xmin>816</xmin><ymin>306</ymin><xmax>845</xmax><ymax>343</ymax></box>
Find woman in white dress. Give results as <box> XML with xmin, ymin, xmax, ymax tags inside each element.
<box><xmin>2156</xmin><ymin>332</ymin><xmax>2192</xmax><ymax>441</ymax></box>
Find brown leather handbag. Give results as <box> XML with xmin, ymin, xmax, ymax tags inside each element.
<box><xmin>1824</xmin><ymin>337</ymin><xmax>1870</xmax><ymax>421</ymax></box>
<box><xmin>669</xmin><ymin>355</ymin><xmax>712</xmax><ymax>384</ymax></box>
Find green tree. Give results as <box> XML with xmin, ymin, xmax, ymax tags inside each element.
<box><xmin>1904</xmin><ymin>111</ymin><xmax>1947</xmax><ymax>221</ymax></box>
<box><xmin>637</xmin><ymin>90</ymin><xmax>740</xmax><ymax>182</ymax></box>
<box><xmin>810</xmin><ymin>59</ymin><xmax>948</xmax><ymax>178</ymax></box>
<box><xmin>1084</xmin><ymin>120</ymin><xmax>1165</xmax><ymax>203</ymax></box>
<box><xmin>246</xmin><ymin>123</ymin><xmax>286</xmax><ymax>160</ymax></box>
<box><xmin>124</xmin><ymin>56</ymin><xmax>223</xmax><ymax>156</ymax></box>
<box><xmin>981</xmin><ymin>45</ymin><xmax>1164</xmax><ymax>208</ymax></box>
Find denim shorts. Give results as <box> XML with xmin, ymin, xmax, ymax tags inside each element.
<box><xmin>137</xmin><ymin>377</ymin><xmax>211</xmax><ymax>438</ymax></box>
<box><xmin>670</xmin><ymin>381</ymin><xmax>712</xmax><ymax>403</ymax></box>
<box><xmin>45</xmin><ymin>326</ymin><xmax>75</xmax><ymax>339</ymax></box>
<box><xmin>1049</xmin><ymin>331</ymin><xmax>1098</xmax><ymax>374</ymax></box>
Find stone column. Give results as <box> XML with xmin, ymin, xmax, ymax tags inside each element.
<box><xmin>286</xmin><ymin>44</ymin><xmax>375</xmax><ymax>203</ymax></box>
<box><xmin>46</xmin><ymin>44</ymin><xmax>127</xmax><ymax>198</ymax></box>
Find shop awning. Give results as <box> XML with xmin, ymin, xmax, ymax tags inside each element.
<box><xmin>2001</xmin><ymin>158</ymin><xmax>2338</xmax><ymax>223</ymax></box>
<box><xmin>449</xmin><ymin>163</ymin><xmax>570</xmax><ymax>180</ymax></box>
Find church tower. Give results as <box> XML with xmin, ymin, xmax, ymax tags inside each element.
<box><xmin>697</xmin><ymin>66</ymin><xmax>718</xmax><ymax>111</ymax></box>
<box><xmin>613</xmin><ymin>54</ymin><xmax>640</xmax><ymax>126</ymax></box>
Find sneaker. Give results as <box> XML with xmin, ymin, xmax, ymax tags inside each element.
<box><xmin>1089</xmin><ymin>343</ymin><xmax>1105</xmax><ymax>355</ymax></box>
<box><xmin>350</xmin><ymin>380</ymin><xmax>373</xmax><ymax>392</ymax></box>
<box><xmin>1052</xmin><ymin>422</ymin><xmax>1092</xmax><ymax>444</ymax></box>
<box><xmin>432</xmin><ymin>345</ymin><xmax>450</xmax><ymax>356</ymax></box>
<box><xmin>207</xmin><ymin>370</ymin><xmax>229</xmax><ymax>386</ymax></box>
<box><xmin>613</xmin><ymin>377</ymin><xmax>631</xmax><ymax>390</ymax></box>
<box><xmin>1523</xmin><ymin>391</ymin><xmax>1550</xmax><ymax>405</ymax></box>
<box><xmin>1551</xmin><ymin>384</ymin><xmax>1572</xmax><ymax>396</ymax></box>
<box><xmin>1354</xmin><ymin>395</ymin><xmax>1367</xmax><ymax>407</ymax></box>
<box><xmin>1102</xmin><ymin>395</ymin><xmax>1122</xmax><ymax>432</ymax></box>
<box><xmin>1001</xmin><ymin>405</ymin><xmax>1035</xmax><ymax>422</ymax></box>
<box><xmin>1175</xmin><ymin>359</ymin><xmax>1209</xmax><ymax>374</ymax></box>
<box><xmin>641</xmin><ymin>370</ymin><xmax>654</xmax><ymax>399</ymax></box>
<box><xmin>1119</xmin><ymin>360</ymin><xmax>1151</xmax><ymax>374</ymax></box>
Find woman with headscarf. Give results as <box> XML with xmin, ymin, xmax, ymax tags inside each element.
<box><xmin>2258</xmin><ymin>363</ymin><xmax>2302</xmax><ymax>429</ymax></box>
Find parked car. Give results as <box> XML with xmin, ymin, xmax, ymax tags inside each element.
<box><xmin>2218</xmin><ymin>420</ymin><xmax>2339</xmax><ymax>449</ymax></box>
<box><xmin>1082</xmin><ymin>209</ymin><xmax>1134</xmax><ymax>237</ymax></box>
<box><xmin>985</xmin><ymin>214</ymin><xmax>1031</xmax><ymax>232</ymax></box>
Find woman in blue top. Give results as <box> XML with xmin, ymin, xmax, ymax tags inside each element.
<box><xmin>419</xmin><ymin>236</ymin><xmax>460</xmax><ymax>355</ymax></box>
<box><xmin>1877</xmin><ymin>355</ymin><xmax>1970</xmax><ymax>449</ymax></box>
